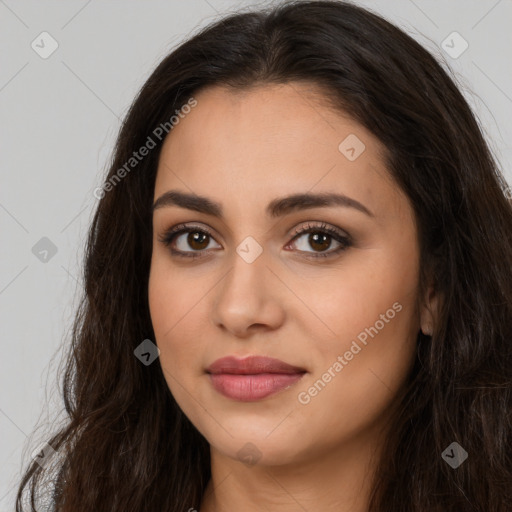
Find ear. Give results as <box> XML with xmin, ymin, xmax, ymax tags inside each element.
<box><xmin>420</xmin><ymin>283</ymin><xmax>438</xmax><ymax>336</ymax></box>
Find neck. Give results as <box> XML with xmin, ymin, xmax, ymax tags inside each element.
<box><xmin>199</xmin><ymin>427</ymin><xmax>386</xmax><ymax>512</ymax></box>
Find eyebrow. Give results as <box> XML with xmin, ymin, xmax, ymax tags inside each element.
<box><xmin>152</xmin><ymin>190</ymin><xmax>374</xmax><ymax>218</ymax></box>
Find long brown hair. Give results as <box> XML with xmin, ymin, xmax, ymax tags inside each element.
<box><xmin>16</xmin><ymin>1</ymin><xmax>512</xmax><ymax>510</ymax></box>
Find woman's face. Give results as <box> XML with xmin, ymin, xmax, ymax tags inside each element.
<box><xmin>149</xmin><ymin>83</ymin><xmax>424</xmax><ymax>466</ymax></box>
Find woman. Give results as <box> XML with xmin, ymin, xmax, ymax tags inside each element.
<box><xmin>16</xmin><ymin>1</ymin><xmax>512</xmax><ymax>511</ymax></box>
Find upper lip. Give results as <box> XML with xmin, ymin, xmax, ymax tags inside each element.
<box><xmin>206</xmin><ymin>356</ymin><xmax>307</xmax><ymax>375</ymax></box>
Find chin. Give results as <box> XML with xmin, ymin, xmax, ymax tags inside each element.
<box><xmin>213</xmin><ymin>434</ymin><xmax>307</xmax><ymax>468</ymax></box>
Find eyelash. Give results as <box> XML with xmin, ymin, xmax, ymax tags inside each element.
<box><xmin>157</xmin><ymin>222</ymin><xmax>352</xmax><ymax>260</ymax></box>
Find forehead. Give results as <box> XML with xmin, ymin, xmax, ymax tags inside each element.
<box><xmin>158</xmin><ymin>82</ymin><xmax>375</xmax><ymax>165</ymax></box>
<box><xmin>154</xmin><ymin>83</ymin><xmax>405</xmax><ymax>220</ymax></box>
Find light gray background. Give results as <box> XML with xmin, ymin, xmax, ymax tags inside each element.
<box><xmin>1</xmin><ymin>0</ymin><xmax>511</xmax><ymax>508</ymax></box>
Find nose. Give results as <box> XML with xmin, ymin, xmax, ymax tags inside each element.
<box><xmin>211</xmin><ymin>251</ymin><xmax>286</xmax><ymax>338</ymax></box>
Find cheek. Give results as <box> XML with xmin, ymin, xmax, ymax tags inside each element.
<box><xmin>293</xmin><ymin>246</ymin><xmax>420</xmax><ymax>395</ymax></box>
<box><xmin>293</xmin><ymin>298</ymin><xmax>418</xmax><ymax>450</ymax></box>
<box><xmin>149</xmin><ymin>245</ymin><xmax>211</xmax><ymax>334</ymax></box>
<box><xmin>292</xmin><ymin>245</ymin><xmax>419</xmax><ymax>343</ymax></box>
<box><xmin>148</xmin><ymin>279</ymin><xmax>208</xmax><ymax>422</ymax></box>
<box><xmin>148</xmin><ymin>257</ymin><xmax>208</xmax><ymax>381</ymax></box>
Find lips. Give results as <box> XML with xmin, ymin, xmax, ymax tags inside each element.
<box><xmin>206</xmin><ymin>356</ymin><xmax>307</xmax><ymax>401</ymax></box>
<box><xmin>207</xmin><ymin>355</ymin><xmax>306</xmax><ymax>375</ymax></box>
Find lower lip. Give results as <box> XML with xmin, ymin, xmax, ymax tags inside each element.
<box><xmin>209</xmin><ymin>373</ymin><xmax>305</xmax><ymax>401</ymax></box>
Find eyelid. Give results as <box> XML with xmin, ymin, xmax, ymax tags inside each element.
<box><xmin>289</xmin><ymin>221</ymin><xmax>350</xmax><ymax>240</ymax></box>
<box><xmin>285</xmin><ymin>221</ymin><xmax>352</xmax><ymax>258</ymax></box>
<box><xmin>157</xmin><ymin>222</ymin><xmax>216</xmax><ymax>242</ymax></box>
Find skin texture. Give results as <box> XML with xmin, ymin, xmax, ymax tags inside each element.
<box><xmin>148</xmin><ymin>83</ymin><xmax>437</xmax><ymax>512</ymax></box>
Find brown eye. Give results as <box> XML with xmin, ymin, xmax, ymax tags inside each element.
<box><xmin>307</xmin><ymin>232</ymin><xmax>332</xmax><ymax>252</ymax></box>
<box><xmin>185</xmin><ymin>231</ymin><xmax>210</xmax><ymax>251</ymax></box>
<box><xmin>159</xmin><ymin>224</ymin><xmax>221</xmax><ymax>259</ymax></box>
<box><xmin>287</xmin><ymin>222</ymin><xmax>352</xmax><ymax>259</ymax></box>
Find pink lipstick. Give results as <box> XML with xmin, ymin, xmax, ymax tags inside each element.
<box><xmin>206</xmin><ymin>355</ymin><xmax>306</xmax><ymax>401</ymax></box>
